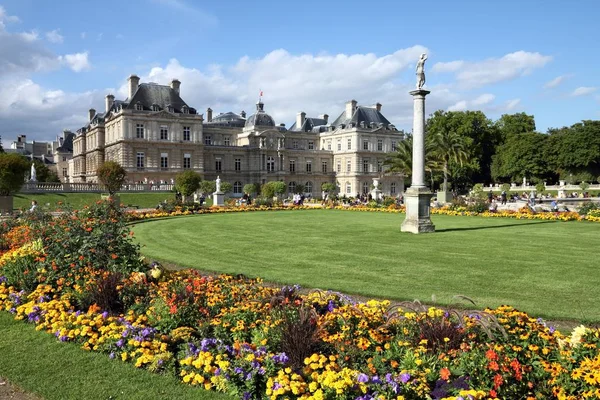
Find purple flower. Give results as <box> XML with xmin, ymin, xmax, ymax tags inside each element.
<box><xmin>102</xmin><ymin>311</ymin><xmax>109</xmax><ymax>319</ymax></box>
<box><xmin>549</xmin><ymin>326</ymin><xmax>556</xmax><ymax>334</ymax></box>
<box><xmin>109</xmin><ymin>352</ymin><xmax>115</xmax><ymax>359</ymax></box>
<box><xmin>0</xmin><ymin>276</ymin><xmax>7</xmax><ymax>284</ymax></box>
<box><xmin>400</xmin><ymin>373</ymin><xmax>411</xmax><ymax>383</ymax></box>
<box><xmin>327</xmin><ymin>300</ymin><xmax>336</xmax><ymax>312</ymax></box>
<box><xmin>242</xmin><ymin>392</ymin><xmax>251</xmax><ymax>400</ymax></box>
<box><xmin>357</xmin><ymin>373</ymin><xmax>369</xmax><ymax>383</ymax></box>
<box><xmin>234</xmin><ymin>367</ymin><xmax>244</xmax><ymax>375</ymax></box>
<box><xmin>272</xmin><ymin>382</ymin><xmax>282</xmax><ymax>391</ymax></box>
<box><xmin>245</xmin><ymin>372</ymin><xmax>253</xmax><ymax>381</ymax></box>
<box><xmin>116</xmin><ymin>339</ymin><xmax>125</xmax><ymax>347</ymax></box>
<box><xmin>272</xmin><ymin>353</ymin><xmax>289</xmax><ymax>365</ymax></box>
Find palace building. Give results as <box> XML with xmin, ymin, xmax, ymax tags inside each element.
<box><xmin>71</xmin><ymin>75</ymin><xmax>405</xmax><ymax>198</ymax></box>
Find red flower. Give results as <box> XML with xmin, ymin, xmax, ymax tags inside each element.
<box><xmin>493</xmin><ymin>373</ymin><xmax>503</xmax><ymax>389</ymax></box>
<box><xmin>439</xmin><ymin>367</ymin><xmax>451</xmax><ymax>381</ymax></box>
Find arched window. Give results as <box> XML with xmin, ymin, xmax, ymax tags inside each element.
<box><xmin>346</xmin><ymin>181</ymin><xmax>351</xmax><ymax>194</ymax></box>
<box><xmin>363</xmin><ymin>181</ymin><xmax>369</xmax><ymax>194</ymax></box>
<box><xmin>288</xmin><ymin>181</ymin><xmax>296</xmax><ymax>194</ymax></box>
<box><xmin>234</xmin><ymin>181</ymin><xmax>243</xmax><ymax>194</ymax></box>
<box><xmin>305</xmin><ymin>181</ymin><xmax>312</xmax><ymax>194</ymax></box>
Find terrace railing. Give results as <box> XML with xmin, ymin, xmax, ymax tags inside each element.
<box><xmin>20</xmin><ymin>182</ymin><xmax>175</xmax><ymax>193</ymax></box>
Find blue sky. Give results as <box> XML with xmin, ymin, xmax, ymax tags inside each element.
<box><xmin>1</xmin><ymin>0</ymin><xmax>599</xmax><ymax>146</ymax></box>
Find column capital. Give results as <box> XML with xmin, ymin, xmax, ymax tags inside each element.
<box><xmin>409</xmin><ymin>89</ymin><xmax>431</xmax><ymax>97</ymax></box>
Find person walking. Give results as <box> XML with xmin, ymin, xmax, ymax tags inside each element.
<box><xmin>501</xmin><ymin>190</ymin><xmax>507</xmax><ymax>205</ymax></box>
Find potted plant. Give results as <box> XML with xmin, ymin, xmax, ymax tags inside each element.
<box><xmin>96</xmin><ymin>161</ymin><xmax>127</xmax><ymax>206</ymax></box>
<box><xmin>0</xmin><ymin>153</ymin><xmax>30</xmax><ymax>214</ymax></box>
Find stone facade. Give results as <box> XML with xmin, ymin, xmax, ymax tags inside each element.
<box><xmin>71</xmin><ymin>75</ymin><xmax>405</xmax><ymax>197</ymax></box>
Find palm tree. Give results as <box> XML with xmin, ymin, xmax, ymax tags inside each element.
<box><xmin>383</xmin><ymin>135</ymin><xmax>440</xmax><ymax>188</ymax></box>
<box><xmin>429</xmin><ymin>130</ymin><xmax>468</xmax><ymax>192</ymax></box>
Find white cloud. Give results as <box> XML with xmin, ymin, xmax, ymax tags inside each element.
<box><xmin>18</xmin><ymin>30</ymin><xmax>39</xmax><ymax>42</ymax></box>
<box><xmin>0</xmin><ymin>5</ymin><xmax>20</xmax><ymax>29</ymax></box>
<box><xmin>447</xmin><ymin>100</ymin><xmax>468</xmax><ymax>112</ymax></box>
<box><xmin>544</xmin><ymin>75</ymin><xmax>568</xmax><ymax>89</ymax></box>
<box><xmin>433</xmin><ymin>51</ymin><xmax>552</xmax><ymax>89</ymax></box>
<box><xmin>46</xmin><ymin>29</ymin><xmax>64</xmax><ymax>43</ymax></box>
<box><xmin>571</xmin><ymin>86</ymin><xmax>597</xmax><ymax>97</ymax></box>
<box><xmin>505</xmin><ymin>98</ymin><xmax>521</xmax><ymax>111</ymax></box>
<box><xmin>59</xmin><ymin>51</ymin><xmax>92</xmax><ymax>72</ymax></box>
<box><xmin>472</xmin><ymin>93</ymin><xmax>495</xmax><ymax>106</ymax></box>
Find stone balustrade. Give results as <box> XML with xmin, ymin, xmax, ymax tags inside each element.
<box><xmin>20</xmin><ymin>182</ymin><xmax>175</xmax><ymax>193</ymax></box>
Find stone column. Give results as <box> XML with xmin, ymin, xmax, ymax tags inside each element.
<box><xmin>401</xmin><ymin>89</ymin><xmax>435</xmax><ymax>234</ymax></box>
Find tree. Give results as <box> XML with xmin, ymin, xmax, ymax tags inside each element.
<box><xmin>426</xmin><ymin>110</ymin><xmax>500</xmax><ymax>188</ymax></box>
<box><xmin>495</xmin><ymin>113</ymin><xmax>536</xmax><ymax>139</ymax></box>
<box><xmin>0</xmin><ymin>153</ymin><xmax>30</xmax><ymax>195</ymax></box>
<box><xmin>383</xmin><ymin>134</ymin><xmax>440</xmax><ymax>189</ymax></box>
<box><xmin>220</xmin><ymin>181</ymin><xmax>233</xmax><ymax>194</ymax></box>
<box><xmin>294</xmin><ymin>183</ymin><xmax>306</xmax><ymax>194</ymax></box>
<box><xmin>321</xmin><ymin>182</ymin><xmax>336</xmax><ymax>195</ymax></box>
<box><xmin>175</xmin><ymin>171</ymin><xmax>201</xmax><ymax>201</ymax></box>
<box><xmin>262</xmin><ymin>181</ymin><xmax>286</xmax><ymax>198</ymax></box>
<box><xmin>545</xmin><ymin>120</ymin><xmax>600</xmax><ymax>183</ymax></box>
<box><xmin>243</xmin><ymin>183</ymin><xmax>260</xmax><ymax>195</ymax></box>
<box><xmin>199</xmin><ymin>180</ymin><xmax>216</xmax><ymax>195</ymax></box>
<box><xmin>491</xmin><ymin>132</ymin><xmax>551</xmax><ymax>183</ymax></box>
<box><xmin>31</xmin><ymin>159</ymin><xmax>60</xmax><ymax>183</ymax></box>
<box><xmin>96</xmin><ymin>161</ymin><xmax>127</xmax><ymax>196</ymax></box>
<box><xmin>429</xmin><ymin>129</ymin><xmax>468</xmax><ymax>192</ymax></box>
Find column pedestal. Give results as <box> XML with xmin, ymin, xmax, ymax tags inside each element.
<box><xmin>213</xmin><ymin>191</ymin><xmax>225</xmax><ymax>206</ymax></box>
<box><xmin>401</xmin><ymin>187</ymin><xmax>435</xmax><ymax>233</ymax></box>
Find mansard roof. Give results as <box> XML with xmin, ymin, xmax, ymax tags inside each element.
<box><xmin>56</xmin><ymin>131</ymin><xmax>75</xmax><ymax>152</ymax></box>
<box><xmin>124</xmin><ymin>83</ymin><xmax>197</xmax><ymax>114</ymax></box>
<box><xmin>288</xmin><ymin>117</ymin><xmax>328</xmax><ymax>133</ymax></box>
<box><xmin>206</xmin><ymin>111</ymin><xmax>246</xmax><ymax>127</ymax></box>
<box><xmin>330</xmin><ymin>106</ymin><xmax>393</xmax><ymax>130</ymax></box>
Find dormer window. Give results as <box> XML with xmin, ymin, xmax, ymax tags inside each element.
<box><xmin>182</xmin><ymin>105</ymin><xmax>189</xmax><ymax>114</ymax></box>
<box><xmin>152</xmin><ymin>104</ymin><xmax>159</xmax><ymax>112</ymax></box>
<box><xmin>167</xmin><ymin>104</ymin><xmax>174</xmax><ymax>113</ymax></box>
<box><xmin>135</xmin><ymin>103</ymin><xmax>143</xmax><ymax>111</ymax></box>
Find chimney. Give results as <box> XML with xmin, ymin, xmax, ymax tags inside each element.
<box><xmin>319</xmin><ymin>114</ymin><xmax>329</xmax><ymax>123</ymax></box>
<box><xmin>345</xmin><ymin>99</ymin><xmax>357</xmax><ymax>119</ymax></box>
<box><xmin>207</xmin><ymin>107</ymin><xmax>213</xmax><ymax>122</ymax></box>
<box><xmin>88</xmin><ymin>108</ymin><xmax>96</xmax><ymax>121</ymax></box>
<box><xmin>128</xmin><ymin>74</ymin><xmax>140</xmax><ymax>100</ymax></box>
<box><xmin>170</xmin><ymin>78</ymin><xmax>181</xmax><ymax>95</ymax></box>
<box><xmin>296</xmin><ymin>111</ymin><xmax>306</xmax><ymax>130</ymax></box>
<box><xmin>375</xmin><ymin>102</ymin><xmax>382</xmax><ymax>112</ymax></box>
<box><xmin>105</xmin><ymin>94</ymin><xmax>115</xmax><ymax>113</ymax></box>
<box><xmin>240</xmin><ymin>110</ymin><xmax>246</xmax><ymax>118</ymax></box>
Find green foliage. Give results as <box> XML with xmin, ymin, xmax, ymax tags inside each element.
<box><xmin>580</xmin><ymin>181</ymin><xmax>590</xmax><ymax>191</ymax></box>
<box><xmin>501</xmin><ymin>183</ymin><xmax>511</xmax><ymax>193</ymax></box>
<box><xmin>578</xmin><ymin>202</ymin><xmax>599</xmax><ymax>215</ymax></box>
<box><xmin>262</xmin><ymin>181</ymin><xmax>286</xmax><ymax>198</ymax></box>
<box><xmin>243</xmin><ymin>183</ymin><xmax>260</xmax><ymax>195</ymax></box>
<box><xmin>36</xmin><ymin>201</ymin><xmax>144</xmax><ymax>289</ymax></box>
<box><xmin>426</xmin><ymin>110</ymin><xmax>500</xmax><ymax>189</ymax></box>
<box><xmin>491</xmin><ymin>132</ymin><xmax>551</xmax><ymax>183</ymax></box>
<box><xmin>199</xmin><ymin>180</ymin><xmax>216</xmax><ymax>195</ymax></box>
<box><xmin>175</xmin><ymin>171</ymin><xmax>201</xmax><ymax>197</ymax></box>
<box><xmin>321</xmin><ymin>182</ymin><xmax>336</xmax><ymax>193</ymax></box>
<box><xmin>0</xmin><ymin>153</ymin><xmax>30</xmax><ymax>195</ymax></box>
<box><xmin>1</xmin><ymin>251</ymin><xmax>39</xmax><ymax>292</ymax></box>
<box><xmin>428</xmin><ymin>126</ymin><xmax>469</xmax><ymax>192</ymax></box>
<box><xmin>495</xmin><ymin>112</ymin><xmax>536</xmax><ymax>138</ymax></box>
<box><xmin>293</xmin><ymin>183</ymin><xmax>306</xmax><ymax>194</ymax></box>
<box><xmin>220</xmin><ymin>181</ymin><xmax>233</xmax><ymax>194</ymax></box>
<box><xmin>30</xmin><ymin>159</ymin><xmax>60</xmax><ymax>183</ymax></box>
<box><xmin>535</xmin><ymin>182</ymin><xmax>546</xmax><ymax>194</ymax></box>
<box><xmin>545</xmin><ymin>120</ymin><xmax>600</xmax><ymax>180</ymax></box>
<box><xmin>96</xmin><ymin>161</ymin><xmax>127</xmax><ymax>196</ymax></box>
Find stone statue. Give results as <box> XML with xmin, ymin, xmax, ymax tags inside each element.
<box><xmin>30</xmin><ymin>163</ymin><xmax>37</xmax><ymax>182</ymax></box>
<box><xmin>215</xmin><ymin>176</ymin><xmax>221</xmax><ymax>192</ymax></box>
<box><xmin>416</xmin><ymin>53</ymin><xmax>428</xmax><ymax>89</ymax></box>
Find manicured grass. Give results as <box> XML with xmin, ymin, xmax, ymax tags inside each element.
<box><xmin>0</xmin><ymin>312</ymin><xmax>233</xmax><ymax>400</ymax></box>
<box><xmin>13</xmin><ymin>192</ymin><xmax>174</xmax><ymax>211</ymax></box>
<box><xmin>133</xmin><ymin>210</ymin><xmax>600</xmax><ymax>322</ymax></box>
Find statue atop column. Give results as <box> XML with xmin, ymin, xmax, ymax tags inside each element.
<box><xmin>416</xmin><ymin>53</ymin><xmax>428</xmax><ymax>89</ymax></box>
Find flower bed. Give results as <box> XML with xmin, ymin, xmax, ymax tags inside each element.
<box><xmin>1</xmin><ymin>203</ymin><xmax>599</xmax><ymax>399</ymax></box>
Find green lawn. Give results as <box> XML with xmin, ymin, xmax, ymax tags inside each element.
<box><xmin>133</xmin><ymin>210</ymin><xmax>600</xmax><ymax>322</ymax></box>
<box><xmin>13</xmin><ymin>192</ymin><xmax>175</xmax><ymax>210</ymax></box>
<box><xmin>0</xmin><ymin>312</ymin><xmax>233</xmax><ymax>400</ymax></box>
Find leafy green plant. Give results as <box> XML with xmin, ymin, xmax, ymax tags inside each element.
<box><xmin>1</xmin><ymin>252</ymin><xmax>39</xmax><ymax>293</ymax></box>
<box><xmin>0</xmin><ymin>153</ymin><xmax>30</xmax><ymax>196</ymax></box>
<box><xmin>175</xmin><ymin>171</ymin><xmax>201</xmax><ymax>200</ymax></box>
<box><xmin>97</xmin><ymin>161</ymin><xmax>127</xmax><ymax>196</ymax></box>
<box><xmin>243</xmin><ymin>183</ymin><xmax>260</xmax><ymax>195</ymax></box>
